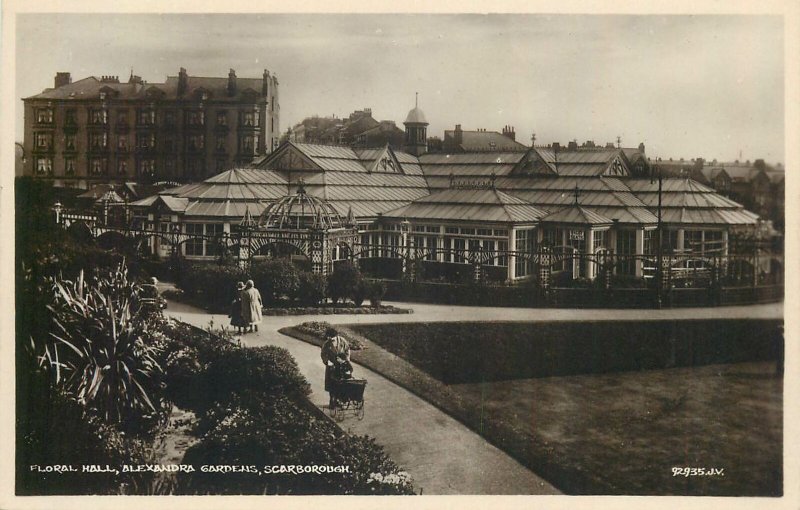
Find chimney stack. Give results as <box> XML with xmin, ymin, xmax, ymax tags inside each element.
<box><xmin>227</xmin><ymin>68</ymin><xmax>237</xmax><ymax>96</ymax></box>
<box><xmin>568</xmin><ymin>141</ymin><xmax>578</xmax><ymax>150</ymax></box>
<box><xmin>502</xmin><ymin>125</ymin><xmax>516</xmax><ymax>141</ymax></box>
<box><xmin>454</xmin><ymin>124</ymin><xmax>463</xmax><ymax>144</ymax></box>
<box><xmin>178</xmin><ymin>67</ymin><xmax>188</xmax><ymax>96</ymax></box>
<box><xmin>638</xmin><ymin>142</ymin><xmax>645</xmax><ymax>155</ymax></box>
<box><xmin>54</xmin><ymin>72</ymin><xmax>71</xmax><ymax>89</ymax></box>
<box><xmin>262</xmin><ymin>69</ymin><xmax>270</xmax><ymax>96</ymax></box>
<box><xmin>552</xmin><ymin>142</ymin><xmax>561</xmax><ymax>152</ymax></box>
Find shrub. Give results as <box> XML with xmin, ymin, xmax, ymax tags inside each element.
<box><xmin>608</xmin><ymin>274</ymin><xmax>648</xmax><ymax>288</ymax></box>
<box><xmin>195</xmin><ymin>346</ymin><xmax>311</xmax><ymax>416</ymax></box>
<box><xmin>297</xmin><ymin>272</ymin><xmax>327</xmax><ymax>306</ymax></box>
<box><xmin>250</xmin><ymin>259</ymin><xmax>301</xmax><ymax>305</ymax></box>
<box><xmin>369</xmin><ymin>281</ymin><xmax>386</xmax><ymax>307</ymax></box>
<box><xmin>352</xmin><ymin>279</ymin><xmax>368</xmax><ymax>307</ymax></box>
<box><xmin>17</xmin><ymin>378</ymin><xmax>159</xmax><ymax>495</ymax></box>
<box><xmin>176</xmin><ymin>264</ymin><xmax>246</xmax><ymax>310</ymax></box>
<box><xmin>178</xmin><ymin>394</ymin><xmax>414</xmax><ymax>495</ymax></box>
<box><xmin>327</xmin><ymin>262</ymin><xmax>363</xmax><ymax>304</ymax></box>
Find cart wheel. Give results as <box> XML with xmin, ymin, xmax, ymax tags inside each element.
<box><xmin>335</xmin><ymin>407</ymin><xmax>346</xmax><ymax>422</ymax></box>
<box><xmin>357</xmin><ymin>403</ymin><xmax>365</xmax><ymax>421</ymax></box>
<box><xmin>329</xmin><ymin>401</ymin><xmax>337</xmax><ymax>418</ymax></box>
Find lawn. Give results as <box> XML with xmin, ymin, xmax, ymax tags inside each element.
<box><xmin>340</xmin><ymin>320</ymin><xmax>783</xmax><ymax>495</ymax></box>
<box><xmin>448</xmin><ymin>362</ymin><xmax>782</xmax><ymax>495</ymax></box>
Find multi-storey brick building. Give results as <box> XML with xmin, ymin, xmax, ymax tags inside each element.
<box><xmin>22</xmin><ymin>68</ymin><xmax>279</xmax><ymax>188</ymax></box>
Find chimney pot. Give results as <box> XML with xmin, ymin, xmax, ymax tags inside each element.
<box><xmin>178</xmin><ymin>67</ymin><xmax>188</xmax><ymax>96</ymax></box>
<box><xmin>228</xmin><ymin>68</ymin><xmax>237</xmax><ymax>96</ymax></box>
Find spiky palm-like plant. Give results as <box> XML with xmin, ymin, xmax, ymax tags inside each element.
<box><xmin>39</xmin><ymin>264</ymin><xmax>162</xmax><ymax>425</ymax></box>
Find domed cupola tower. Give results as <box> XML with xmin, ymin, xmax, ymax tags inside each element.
<box><xmin>403</xmin><ymin>93</ymin><xmax>428</xmax><ymax>156</ymax></box>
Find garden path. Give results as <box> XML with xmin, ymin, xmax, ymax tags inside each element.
<box><xmin>165</xmin><ymin>295</ymin><xmax>781</xmax><ymax>495</ymax></box>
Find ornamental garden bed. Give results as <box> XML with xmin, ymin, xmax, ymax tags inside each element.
<box><xmin>262</xmin><ymin>304</ymin><xmax>412</xmax><ymax>316</ymax></box>
<box><xmin>164</xmin><ymin>289</ymin><xmax>411</xmax><ymax>316</ymax></box>
<box><xmin>284</xmin><ymin>320</ymin><xmax>783</xmax><ymax>496</ymax></box>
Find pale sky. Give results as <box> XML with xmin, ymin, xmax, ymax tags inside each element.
<box><xmin>15</xmin><ymin>13</ymin><xmax>784</xmax><ymax>163</ymax></box>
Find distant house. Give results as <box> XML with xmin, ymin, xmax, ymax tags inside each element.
<box><xmin>286</xmin><ymin>108</ymin><xmax>405</xmax><ymax>150</ymax></box>
<box><xmin>663</xmin><ymin>158</ymin><xmax>784</xmax><ymax>232</ymax></box>
<box><xmin>22</xmin><ymin>68</ymin><xmax>280</xmax><ymax>189</ymax></box>
<box><xmin>441</xmin><ymin>124</ymin><xmax>528</xmax><ymax>152</ymax></box>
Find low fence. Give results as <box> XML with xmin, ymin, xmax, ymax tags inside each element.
<box><xmin>381</xmin><ymin>279</ymin><xmax>783</xmax><ymax>309</ymax></box>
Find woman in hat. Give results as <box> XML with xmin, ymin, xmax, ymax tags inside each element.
<box><xmin>321</xmin><ymin>327</ymin><xmax>350</xmax><ymax>406</ymax></box>
<box><xmin>229</xmin><ymin>281</ymin><xmax>247</xmax><ymax>335</ymax></box>
<box><xmin>241</xmin><ymin>279</ymin><xmax>263</xmax><ymax>333</ymax></box>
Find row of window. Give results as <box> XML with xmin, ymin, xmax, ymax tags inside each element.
<box><xmin>34</xmin><ymin>156</ymin><xmax>235</xmax><ymax>177</ymax></box>
<box><xmin>35</xmin><ymin>107</ymin><xmax>264</xmax><ymax>128</ymax></box>
<box><xmin>34</xmin><ymin>131</ymin><xmax>260</xmax><ymax>153</ymax></box>
<box><xmin>184</xmin><ymin>224</ymin><xmax>225</xmax><ymax>256</ymax></box>
<box><xmin>358</xmin><ymin>233</ymin><xmax>511</xmax><ymax>267</ymax></box>
<box><xmin>444</xmin><ymin>226</ymin><xmax>509</xmax><ymax>237</ymax></box>
<box><xmin>166</xmin><ymin>223</ymin><xmax>727</xmax><ymax>268</ymax></box>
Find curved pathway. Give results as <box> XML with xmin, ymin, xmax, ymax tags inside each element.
<box><xmin>165</xmin><ymin>297</ymin><xmax>781</xmax><ymax>495</ymax></box>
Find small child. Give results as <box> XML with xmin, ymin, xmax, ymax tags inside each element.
<box><xmin>332</xmin><ymin>352</ymin><xmax>353</xmax><ymax>381</ymax></box>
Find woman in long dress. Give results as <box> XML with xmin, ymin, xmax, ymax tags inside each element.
<box><xmin>241</xmin><ymin>279</ymin><xmax>263</xmax><ymax>333</ymax></box>
<box><xmin>229</xmin><ymin>281</ymin><xmax>247</xmax><ymax>334</ymax></box>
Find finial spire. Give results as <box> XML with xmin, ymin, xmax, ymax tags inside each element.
<box><xmin>415</xmin><ymin>92</ymin><xmax>418</xmax><ymax>108</ymax></box>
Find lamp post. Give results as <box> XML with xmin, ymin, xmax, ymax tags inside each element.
<box><xmin>651</xmin><ymin>165</ymin><xmax>664</xmax><ymax>309</ymax></box>
<box><xmin>52</xmin><ymin>201</ymin><xmax>63</xmax><ymax>225</ymax></box>
<box><xmin>170</xmin><ymin>224</ymin><xmax>181</xmax><ymax>260</ymax></box>
<box><xmin>400</xmin><ymin>218</ymin><xmax>411</xmax><ymax>279</ymax></box>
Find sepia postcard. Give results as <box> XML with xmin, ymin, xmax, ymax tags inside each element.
<box><xmin>1</xmin><ymin>1</ymin><xmax>797</xmax><ymax>509</ymax></box>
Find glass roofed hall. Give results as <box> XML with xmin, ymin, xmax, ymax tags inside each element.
<box><xmin>129</xmin><ymin>101</ymin><xmax>759</xmax><ymax>283</ymax></box>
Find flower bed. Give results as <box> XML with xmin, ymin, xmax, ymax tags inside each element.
<box><xmin>290</xmin><ymin>322</ymin><xmax>367</xmax><ymax>350</ymax></box>
<box><xmin>164</xmin><ymin>288</ymin><xmax>411</xmax><ymax>316</ymax></box>
<box><xmin>262</xmin><ymin>304</ymin><xmax>412</xmax><ymax>316</ymax></box>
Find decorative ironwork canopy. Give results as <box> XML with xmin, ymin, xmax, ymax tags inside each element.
<box><xmin>258</xmin><ymin>183</ymin><xmax>345</xmax><ymax>231</ymax></box>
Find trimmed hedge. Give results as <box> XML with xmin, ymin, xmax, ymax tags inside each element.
<box><xmin>350</xmin><ymin>319</ymin><xmax>784</xmax><ymax>384</ymax></box>
<box><xmin>381</xmin><ymin>279</ymin><xmax>545</xmax><ymax>307</ymax></box>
